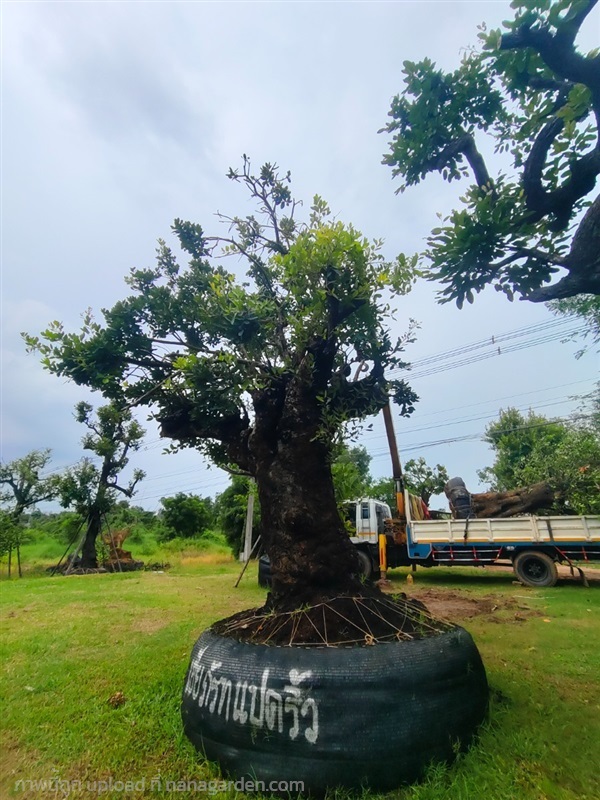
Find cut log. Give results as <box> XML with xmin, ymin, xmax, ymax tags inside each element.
<box><xmin>470</xmin><ymin>482</ymin><xmax>554</xmax><ymax>518</ymax></box>
<box><xmin>444</xmin><ymin>478</ymin><xmax>555</xmax><ymax>518</ymax></box>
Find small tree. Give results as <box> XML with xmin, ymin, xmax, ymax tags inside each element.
<box><xmin>58</xmin><ymin>402</ymin><xmax>145</xmax><ymax>569</ymax></box>
<box><xmin>382</xmin><ymin>0</ymin><xmax>600</xmax><ymax>306</ymax></box>
<box><xmin>0</xmin><ymin>449</ymin><xmax>59</xmax><ymax>576</ymax></box>
<box><xmin>159</xmin><ymin>493</ymin><xmax>212</xmax><ymax>540</ymax></box>
<box><xmin>404</xmin><ymin>457</ymin><xmax>450</xmax><ymax>505</ymax></box>
<box><xmin>27</xmin><ymin>158</ymin><xmax>418</xmax><ymax>610</ymax></box>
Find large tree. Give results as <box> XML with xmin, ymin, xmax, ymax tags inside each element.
<box><xmin>478</xmin><ymin>405</ymin><xmax>600</xmax><ymax>513</ymax></box>
<box><xmin>58</xmin><ymin>402</ymin><xmax>145</xmax><ymax>569</ymax></box>
<box><xmin>0</xmin><ymin>449</ymin><xmax>60</xmax><ymax>576</ymax></box>
<box><xmin>382</xmin><ymin>0</ymin><xmax>600</xmax><ymax>306</ymax></box>
<box><xmin>27</xmin><ymin>159</ymin><xmax>417</xmax><ymax>609</ymax></box>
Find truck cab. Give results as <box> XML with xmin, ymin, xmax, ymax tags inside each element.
<box><xmin>346</xmin><ymin>498</ymin><xmax>392</xmax><ymax>545</ymax></box>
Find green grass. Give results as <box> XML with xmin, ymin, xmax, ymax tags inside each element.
<box><xmin>1</xmin><ymin>563</ymin><xmax>599</xmax><ymax>799</ymax></box>
<box><xmin>2</xmin><ymin>530</ymin><xmax>234</xmax><ymax>578</ymax></box>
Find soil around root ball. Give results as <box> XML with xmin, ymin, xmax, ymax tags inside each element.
<box><xmin>211</xmin><ymin>593</ymin><xmax>453</xmax><ymax>647</ymax></box>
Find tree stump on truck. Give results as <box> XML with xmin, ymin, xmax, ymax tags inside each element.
<box><xmin>445</xmin><ymin>478</ymin><xmax>555</xmax><ymax>518</ymax></box>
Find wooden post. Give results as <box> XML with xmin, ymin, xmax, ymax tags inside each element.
<box><xmin>241</xmin><ymin>481</ymin><xmax>255</xmax><ymax>562</ymax></box>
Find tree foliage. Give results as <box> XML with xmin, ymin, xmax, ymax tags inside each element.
<box><xmin>478</xmin><ymin>405</ymin><xmax>600</xmax><ymax>513</ymax></box>
<box><xmin>0</xmin><ymin>449</ymin><xmax>59</xmax><ymax>518</ymax></box>
<box><xmin>26</xmin><ymin>159</ymin><xmax>420</xmax><ymax>604</ymax></box>
<box><xmin>159</xmin><ymin>493</ymin><xmax>212</xmax><ymax>540</ymax></box>
<box><xmin>331</xmin><ymin>445</ymin><xmax>373</xmax><ymax>503</ymax></box>
<box><xmin>403</xmin><ymin>457</ymin><xmax>450</xmax><ymax>504</ymax></box>
<box><xmin>382</xmin><ymin>0</ymin><xmax>600</xmax><ymax>306</ymax></box>
<box><xmin>0</xmin><ymin>449</ymin><xmax>60</xmax><ymax>576</ymax></box>
<box><xmin>26</xmin><ymin>159</ymin><xmax>417</xmax><ymax>476</ymax></box>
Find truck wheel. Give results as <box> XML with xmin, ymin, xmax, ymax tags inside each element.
<box><xmin>356</xmin><ymin>549</ymin><xmax>373</xmax><ymax>581</ymax></box>
<box><xmin>514</xmin><ymin>551</ymin><xmax>558</xmax><ymax>588</ymax></box>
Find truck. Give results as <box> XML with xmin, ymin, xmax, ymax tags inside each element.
<box><xmin>346</xmin><ymin>495</ymin><xmax>600</xmax><ymax>587</ymax></box>
<box><xmin>258</xmin><ymin>404</ymin><xmax>600</xmax><ymax>589</ymax></box>
<box><xmin>258</xmin><ymin>493</ymin><xmax>599</xmax><ymax>589</ymax></box>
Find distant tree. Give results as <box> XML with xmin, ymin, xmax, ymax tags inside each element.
<box><xmin>58</xmin><ymin>403</ymin><xmax>145</xmax><ymax>569</ymax></box>
<box><xmin>0</xmin><ymin>449</ymin><xmax>60</xmax><ymax>576</ymax></box>
<box><xmin>382</xmin><ymin>0</ymin><xmax>600</xmax><ymax>306</ymax></box>
<box><xmin>478</xmin><ymin>407</ymin><xmax>566</xmax><ymax>490</ymax></box>
<box><xmin>107</xmin><ymin>500</ymin><xmax>157</xmax><ymax>531</ymax></box>
<box><xmin>331</xmin><ymin>445</ymin><xmax>372</xmax><ymax>503</ymax></box>
<box><xmin>478</xmin><ymin>405</ymin><xmax>600</xmax><ymax>514</ymax></box>
<box><xmin>159</xmin><ymin>493</ymin><xmax>212</xmax><ymax>540</ymax></box>
<box><xmin>0</xmin><ymin>510</ymin><xmax>20</xmax><ymax>569</ymax></box>
<box><xmin>367</xmin><ymin>478</ymin><xmax>396</xmax><ymax>511</ymax></box>
<box><xmin>367</xmin><ymin>457</ymin><xmax>450</xmax><ymax>511</ymax></box>
<box><xmin>403</xmin><ymin>457</ymin><xmax>450</xmax><ymax>504</ymax></box>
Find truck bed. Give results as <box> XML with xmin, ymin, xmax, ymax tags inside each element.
<box><xmin>408</xmin><ymin>515</ymin><xmax>600</xmax><ymax>545</ymax></box>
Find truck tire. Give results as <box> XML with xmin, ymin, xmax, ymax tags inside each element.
<box><xmin>182</xmin><ymin>625</ymin><xmax>488</xmax><ymax>794</ymax></box>
<box><xmin>514</xmin><ymin>550</ymin><xmax>558</xmax><ymax>588</ymax></box>
<box><xmin>355</xmin><ymin>549</ymin><xmax>373</xmax><ymax>581</ymax></box>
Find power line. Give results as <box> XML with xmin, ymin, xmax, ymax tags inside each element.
<box><xmin>392</xmin><ymin>325</ymin><xmax>584</xmax><ymax>381</ymax></box>
<box><xmin>367</xmin><ymin>413</ymin><xmax>594</xmax><ymax>461</ymax></box>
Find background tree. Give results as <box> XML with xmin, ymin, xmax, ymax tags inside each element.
<box><xmin>0</xmin><ymin>450</ymin><xmax>59</xmax><ymax>576</ymax></box>
<box><xmin>331</xmin><ymin>444</ymin><xmax>373</xmax><ymax>503</ymax></box>
<box><xmin>58</xmin><ymin>403</ymin><xmax>145</xmax><ymax>569</ymax></box>
<box><xmin>27</xmin><ymin>158</ymin><xmax>418</xmax><ymax>609</ymax></box>
<box><xmin>403</xmin><ymin>457</ymin><xmax>450</xmax><ymax>504</ymax></box>
<box><xmin>367</xmin><ymin>457</ymin><xmax>450</xmax><ymax>510</ymax></box>
<box><xmin>159</xmin><ymin>493</ymin><xmax>212</xmax><ymax>540</ymax></box>
<box><xmin>478</xmin><ymin>405</ymin><xmax>600</xmax><ymax>513</ymax></box>
<box><xmin>382</xmin><ymin>0</ymin><xmax>600</xmax><ymax>306</ymax></box>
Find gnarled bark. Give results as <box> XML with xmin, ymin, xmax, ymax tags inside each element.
<box><xmin>471</xmin><ymin>482</ymin><xmax>555</xmax><ymax>518</ymax></box>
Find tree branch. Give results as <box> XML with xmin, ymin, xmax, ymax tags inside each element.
<box><xmin>501</xmin><ymin>14</ymin><xmax>600</xmax><ymax>92</ymax></box>
<box><xmin>423</xmin><ymin>133</ymin><xmax>492</xmax><ymax>187</ymax></box>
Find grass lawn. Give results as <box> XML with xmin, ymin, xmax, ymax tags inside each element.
<box><xmin>1</xmin><ymin>555</ymin><xmax>599</xmax><ymax>799</ymax></box>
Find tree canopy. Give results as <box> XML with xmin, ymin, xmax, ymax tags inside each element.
<box><xmin>478</xmin><ymin>404</ymin><xmax>600</xmax><ymax>514</ymax></box>
<box><xmin>0</xmin><ymin>450</ymin><xmax>60</xmax><ymax>576</ymax></box>
<box><xmin>159</xmin><ymin>493</ymin><xmax>212</xmax><ymax>540</ymax></box>
<box><xmin>27</xmin><ymin>159</ymin><xmax>419</xmax><ymax>604</ymax></box>
<box><xmin>0</xmin><ymin>449</ymin><xmax>59</xmax><ymax>518</ymax></box>
<box><xmin>382</xmin><ymin>0</ymin><xmax>600</xmax><ymax>306</ymax></box>
<box><xmin>27</xmin><ymin>160</ymin><xmax>417</xmax><ymax>475</ymax></box>
<box><xmin>403</xmin><ymin>457</ymin><xmax>450</xmax><ymax>504</ymax></box>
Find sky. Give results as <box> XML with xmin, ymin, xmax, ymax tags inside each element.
<box><xmin>1</xmin><ymin>0</ymin><xmax>598</xmax><ymax>512</ymax></box>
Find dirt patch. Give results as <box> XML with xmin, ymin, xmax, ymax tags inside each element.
<box><xmin>130</xmin><ymin>617</ymin><xmax>169</xmax><ymax>635</ymax></box>
<box><xmin>385</xmin><ymin>587</ymin><xmax>542</xmax><ymax>624</ymax></box>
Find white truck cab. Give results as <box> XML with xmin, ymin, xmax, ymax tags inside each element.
<box><xmin>346</xmin><ymin>498</ymin><xmax>392</xmax><ymax>545</ymax></box>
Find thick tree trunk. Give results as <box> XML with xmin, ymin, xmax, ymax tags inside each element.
<box><xmin>471</xmin><ymin>482</ymin><xmax>554</xmax><ymax>518</ymax></box>
<box><xmin>252</xmin><ymin>382</ymin><xmax>364</xmax><ymax>611</ymax></box>
<box><xmin>80</xmin><ymin>511</ymin><xmax>102</xmax><ymax>569</ymax></box>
